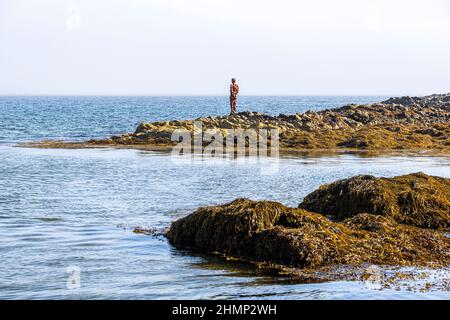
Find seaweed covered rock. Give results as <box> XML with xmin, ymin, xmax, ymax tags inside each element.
<box><xmin>166</xmin><ymin>199</ymin><xmax>449</xmax><ymax>269</ymax></box>
<box><xmin>299</xmin><ymin>172</ymin><xmax>450</xmax><ymax>230</ymax></box>
<box><xmin>23</xmin><ymin>93</ymin><xmax>450</xmax><ymax>151</ymax></box>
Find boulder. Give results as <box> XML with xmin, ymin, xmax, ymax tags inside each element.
<box><xmin>299</xmin><ymin>172</ymin><xmax>450</xmax><ymax>230</ymax></box>
<box><xmin>166</xmin><ymin>198</ymin><xmax>449</xmax><ymax>269</ymax></box>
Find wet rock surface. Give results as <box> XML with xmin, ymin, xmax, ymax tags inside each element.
<box><xmin>299</xmin><ymin>172</ymin><xmax>450</xmax><ymax>230</ymax></box>
<box><xmin>166</xmin><ymin>196</ymin><xmax>450</xmax><ymax>270</ymax></box>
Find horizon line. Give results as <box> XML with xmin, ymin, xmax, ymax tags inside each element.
<box><xmin>0</xmin><ymin>93</ymin><xmax>436</xmax><ymax>98</ymax></box>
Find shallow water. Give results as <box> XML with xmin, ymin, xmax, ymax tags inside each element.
<box><xmin>0</xmin><ymin>96</ymin><xmax>449</xmax><ymax>299</ymax></box>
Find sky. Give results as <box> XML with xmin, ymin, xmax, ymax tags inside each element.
<box><xmin>0</xmin><ymin>0</ymin><xmax>449</xmax><ymax>95</ymax></box>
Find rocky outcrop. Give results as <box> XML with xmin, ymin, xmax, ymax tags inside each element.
<box><xmin>90</xmin><ymin>93</ymin><xmax>450</xmax><ymax>151</ymax></box>
<box><xmin>23</xmin><ymin>93</ymin><xmax>450</xmax><ymax>151</ymax></box>
<box><xmin>136</xmin><ymin>94</ymin><xmax>450</xmax><ymax>133</ymax></box>
<box><xmin>166</xmin><ymin>198</ymin><xmax>450</xmax><ymax>269</ymax></box>
<box><xmin>299</xmin><ymin>173</ymin><xmax>450</xmax><ymax>230</ymax></box>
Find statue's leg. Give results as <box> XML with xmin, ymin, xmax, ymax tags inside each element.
<box><xmin>232</xmin><ymin>99</ymin><xmax>237</xmax><ymax>113</ymax></box>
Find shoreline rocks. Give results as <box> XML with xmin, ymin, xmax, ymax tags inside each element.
<box><xmin>166</xmin><ymin>199</ymin><xmax>449</xmax><ymax>270</ymax></box>
<box><xmin>22</xmin><ymin>93</ymin><xmax>450</xmax><ymax>152</ymax></box>
<box><xmin>166</xmin><ymin>173</ymin><xmax>450</xmax><ymax>273</ymax></box>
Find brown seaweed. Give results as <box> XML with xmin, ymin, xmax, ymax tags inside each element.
<box><xmin>300</xmin><ymin>172</ymin><xmax>450</xmax><ymax>230</ymax></box>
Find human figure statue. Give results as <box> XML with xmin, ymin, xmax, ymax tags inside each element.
<box><xmin>229</xmin><ymin>78</ymin><xmax>239</xmax><ymax>114</ymax></box>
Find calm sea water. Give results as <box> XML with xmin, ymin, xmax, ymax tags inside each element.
<box><xmin>0</xmin><ymin>96</ymin><xmax>449</xmax><ymax>300</ymax></box>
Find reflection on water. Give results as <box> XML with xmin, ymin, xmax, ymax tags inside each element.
<box><xmin>0</xmin><ymin>145</ymin><xmax>449</xmax><ymax>299</ymax></box>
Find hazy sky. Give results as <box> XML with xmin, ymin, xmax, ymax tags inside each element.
<box><xmin>0</xmin><ymin>0</ymin><xmax>449</xmax><ymax>95</ymax></box>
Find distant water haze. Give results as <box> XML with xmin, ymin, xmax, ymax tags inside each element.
<box><xmin>0</xmin><ymin>0</ymin><xmax>449</xmax><ymax>95</ymax></box>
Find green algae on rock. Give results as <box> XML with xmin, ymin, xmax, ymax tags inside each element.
<box><xmin>166</xmin><ymin>198</ymin><xmax>450</xmax><ymax>269</ymax></box>
<box><xmin>299</xmin><ymin>172</ymin><xmax>450</xmax><ymax>230</ymax></box>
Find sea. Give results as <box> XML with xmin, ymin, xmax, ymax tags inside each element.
<box><xmin>0</xmin><ymin>95</ymin><xmax>449</xmax><ymax>299</ymax></box>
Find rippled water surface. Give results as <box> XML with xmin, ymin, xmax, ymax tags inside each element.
<box><xmin>0</xmin><ymin>96</ymin><xmax>449</xmax><ymax>299</ymax></box>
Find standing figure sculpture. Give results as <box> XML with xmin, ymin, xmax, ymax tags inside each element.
<box><xmin>229</xmin><ymin>78</ymin><xmax>239</xmax><ymax>114</ymax></box>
